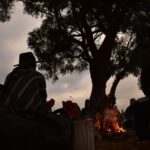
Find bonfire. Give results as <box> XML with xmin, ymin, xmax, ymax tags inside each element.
<box><xmin>94</xmin><ymin>105</ymin><xmax>125</xmax><ymax>134</ymax></box>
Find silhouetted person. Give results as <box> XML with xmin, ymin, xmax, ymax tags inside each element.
<box><xmin>134</xmin><ymin>52</ymin><xmax>150</xmax><ymax>149</ymax></box>
<box><xmin>0</xmin><ymin>53</ymin><xmax>74</xmax><ymax>150</ymax></box>
<box><xmin>0</xmin><ymin>84</ymin><xmax>4</xmax><ymax>97</ymax></box>
<box><xmin>46</xmin><ymin>98</ymin><xmax>55</xmax><ymax>112</ymax></box>
<box><xmin>81</xmin><ymin>99</ymin><xmax>93</xmax><ymax>120</ymax></box>
<box><xmin>54</xmin><ymin>100</ymin><xmax>81</xmax><ymax>120</ymax></box>
<box><xmin>124</xmin><ymin>98</ymin><xmax>136</xmax><ymax>130</ymax></box>
<box><xmin>1</xmin><ymin>52</ymin><xmax>48</xmax><ymax>114</ymax></box>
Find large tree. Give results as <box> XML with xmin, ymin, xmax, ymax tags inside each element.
<box><xmin>23</xmin><ymin>0</ymin><xmax>147</xmax><ymax>112</ymax></box>
<box><xmin>1</xmin><ymin>0</ymin><xmax>150</xmax><ymax>112</ymax></box>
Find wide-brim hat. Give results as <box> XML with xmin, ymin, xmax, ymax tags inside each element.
<box><xmin>14</xmin><ymin>52</ymin><xmax>39</xmax><ymax>67</ymax></box>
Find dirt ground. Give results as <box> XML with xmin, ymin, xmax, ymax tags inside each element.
<box><xmin>95</xmin><ymin>130</ymin><xmax>138</xmax><ymax>150</ymax></box>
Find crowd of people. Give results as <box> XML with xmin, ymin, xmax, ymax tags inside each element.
<box><xmin>48</xmin><ymin>97</ymin><xmax>124</xmax><ymax>133</ymax></box>
<box><xmin>49</xmin><ymin>95</ymin><xmax>150</xmax><ymax>149</ymax></box>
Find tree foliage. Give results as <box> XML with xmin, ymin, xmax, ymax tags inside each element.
<box><xmin>0</xmin><ymin>0</ymin><xmax>15</xmax><ymax>22</ymax></box>
<box><xmin>21</xmin><ymin>0</ymin><xmax>139</xmax><ymax>80</ymax></box>
<box><xmin>1</xmin><ymin>0</ymin><xmax>150</xmax><ymax>110</ymax></box>
<box><xmin>107</xmin><ymin>0</ymin><xmax>150</xmax><ymax>103</ymax></box>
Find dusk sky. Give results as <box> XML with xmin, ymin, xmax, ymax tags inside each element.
<box><xmin>0</xmin><ymin>2</ymin><xmax>144</xmax><ymax>111</ymax></box>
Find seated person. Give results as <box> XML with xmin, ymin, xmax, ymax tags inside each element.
<box><xmin>54</xmin><ymin>100</ymin><xmax>81</xmax><ymax>120</ymax></box>
<box><xmin>81</xmin><ymin>99</ymin><xmax>94</xmax><ymax>120</ymax></box>
<box><xmin>1</xmin><ymin>52</ymin><xmax>48</xmax><ymax>114</ymax></box>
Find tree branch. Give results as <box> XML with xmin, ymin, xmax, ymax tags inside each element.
<box><xmin>93</xmin><ymin>12</ymin><xmax>108</xmax><ymax>35</ymax></box>
<box><xmin>80</xmin><ymin>8</ymin><xmax>98</xmax><ymax>58</ymax></box>
<box><xmin>71</xmin><ymin>1</ymin><xmax>92</xmax><ymax>62</ymax></box>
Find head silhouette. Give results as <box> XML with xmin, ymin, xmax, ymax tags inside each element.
<box><xmin>130</xmin><ymin>98</ymin><xmax>136</xmax><ymax>105</ymax></box>
<box><xmin>14</xmin><ymin>52</ymin><xmax>38</xmax><ymax>68</ymax></box>
<box><xmin>85</xmin><ymin>99</ymin><xmax>91</xmax><ymax>108</ymax></box>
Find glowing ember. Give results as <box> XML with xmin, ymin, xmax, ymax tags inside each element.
<box><xmin>113</xmin><ymin>122</ymin><xmax>125</xmax><ymax>133</ymax></box>
<box><xmin>94</xmin><ymin>112</ymin><xmax>101</xmax><ymax>130</ymax></box>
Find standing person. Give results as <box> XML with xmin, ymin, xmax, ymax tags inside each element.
<box><xmin>134</xmin><ymin>52</ymin><xmax>150</xmax><ymax>150</ymax></box>
<box><xmin>125</xmin><ymin>98</ymin><xmax>136</xmax><ymax>118</ymax></box>
<box><xmin>124</xmin><ymin>98</ymin><xmax>136</xmax><ymax>130</ymax></box>
<box><xmin>1</xmin><ymin>52</ymin><xmax>48</xmax><ymax>114</ymax></box>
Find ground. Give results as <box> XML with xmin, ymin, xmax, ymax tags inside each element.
<box><xmin>95</xmin><ymin>130</ymin><xmax>138</xmax><ymax>150</ymax></box>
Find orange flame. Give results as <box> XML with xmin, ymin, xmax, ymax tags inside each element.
<box><xmin>94</xmin><ymin>106</ymin><xmax>125</xmax><ymax>133</ymax></box>
<box><xmin>94</xmin><ymin>112</ymin><xmax>101</xmax><ymax>130</ymax></box>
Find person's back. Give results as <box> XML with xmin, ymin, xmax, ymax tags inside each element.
<box><xmin>125</xmin><ymin>98</ymin><xmax>136</xmax><ymax>118</ymax></box>
<box><xmin>134</xmin><ymin>51</ymin><xmax>150</xmax><ymax>149</ymax></box>
<box><xmin>124</xmin><ymin>98</ymin><xmax>136</xmax><ymax>130</ymax></box>
<box><xmin>1</xmin><ymin>52</ymin><xmax>47</xmax><ymax>113</ymax></box>
<box><xmin>134</xmin><ymin>97</ymin><xmax>150</xmax><ymax>141</ymax></box>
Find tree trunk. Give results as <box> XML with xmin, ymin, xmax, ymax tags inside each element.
<box><xmin>109</xmin><ymin>76</ymin><xmax>121</xmax><ymax>97</ymax></box>
<box><xmin>89</xmin><ymin>0</ymin><xmax>132</xmax><ymax>113</ymax></box>
<box><xmin>89</xmin><ymin>61</ymin><xmax>109</xmax><ymax>113</ymax></box>
<box><xmin>108</xmin><ymin>72</ymin><xmax>125</xmax><ymax>105</ymax></box>
<box><xmin>108</xmin><ymin>70</ymin><xmax>126</xmax><ymax>105</ymax></box>
<box><xmin>89</xmin><ymin>30</ymin><xmax>119</xmax><ymax>113</ymax></box>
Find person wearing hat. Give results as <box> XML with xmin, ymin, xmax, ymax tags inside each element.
<box><xmin>1</xmin><ymin>52</ymin><xmax>48</xmax><ymax>114</ymax></box>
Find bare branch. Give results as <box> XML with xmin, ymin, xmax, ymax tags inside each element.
<box><xmin>93</xmin><ymin>32</ymin><xmax>103</xmax><ymax>41</ymax></box>
<box><xmin>127</xmin><ymin>32</ymin><xmax>134</xmax><ymax>49</ymax></box>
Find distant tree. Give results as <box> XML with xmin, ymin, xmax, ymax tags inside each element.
<box><xmin>1</xmin><ymin>0</ymin><xmax>150</xmax><ymax>112</ymax></box>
